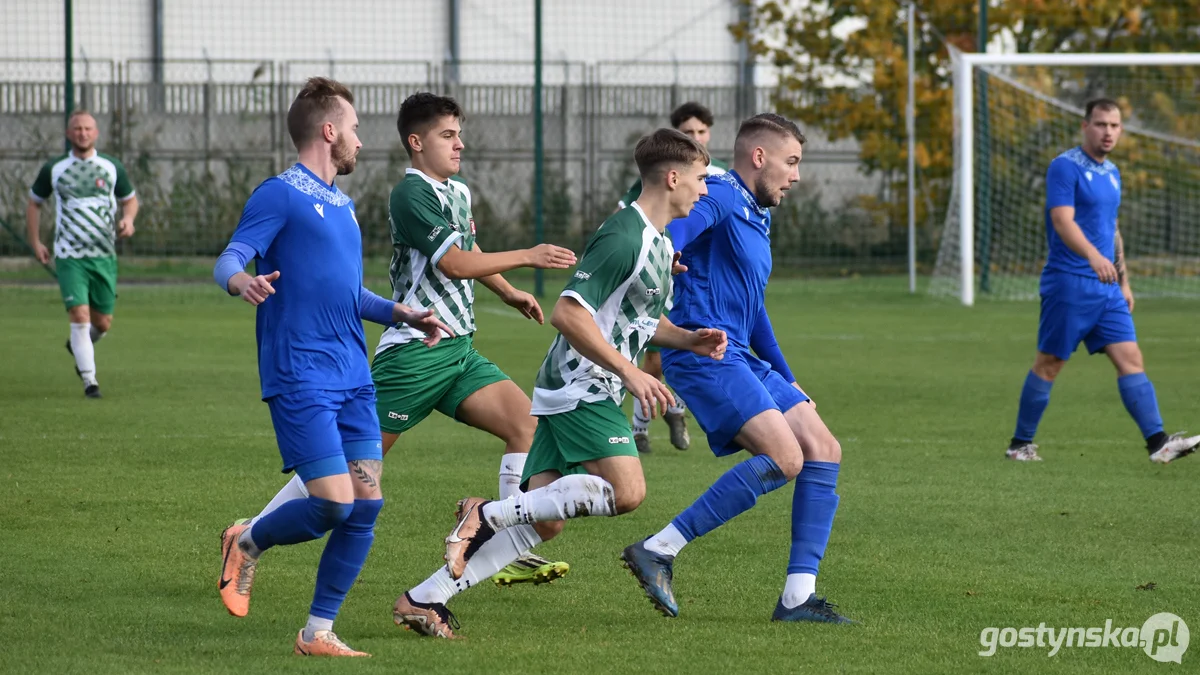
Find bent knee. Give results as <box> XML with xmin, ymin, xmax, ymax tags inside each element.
<box><xmin>313</xmin><ymin>498</ymin><xmax>355</xmax><ymax>531</ymax></box>
<box><xmin>533</xmin><ymin>520</ymin><xmax>563</xmax><ymax>541</ymax></box>
<box><xmin>93</xmin><ymin>316</ymin><xmax>113</xmax><ymax>333</ymax></box>
<box><xmin>613</xmin><ymin>483</ymin><xmax>646</xmax><ymax>514</ymax></box>
<box><xmin>803</xmin><ymin>435</ymin><xmax>841</xmax><ymax>464</ymax></box>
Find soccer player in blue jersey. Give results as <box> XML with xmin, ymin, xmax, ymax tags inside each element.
<box><xmin>1005</xmin><ymin>99</ymin><xmax>1199</xmax><ymax>464</ymax></box>
<box><xmin>211</xmin><ymin>77</ymin><xmax>450</xmax><ymax>657</ymax></box>
<box><xmin>620</xmin><ymin>113</ymin><xmax>853</xmax><ymax>624</ymax></box>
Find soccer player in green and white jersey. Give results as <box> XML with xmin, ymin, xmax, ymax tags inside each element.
<box><xmin>392</xmin><ymin>128</ymin><xmax>727</xmax><ymax>638</ymax></box>
<box><xmin>27</xmin><ymin>109</ymin><xmax>138</xmax><ymax>399</ymax></box>
<box><xmin>616</xmin><ymin>102</ymin><xmax>727</xmax><ymax>455</ymax></box>
<box><xmin>241</xmin><ymin>92</ymin><xmax>578</xmax><ymax>586</ymax></box>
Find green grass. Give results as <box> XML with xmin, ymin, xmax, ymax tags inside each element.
<box><xmin>1</xmin><ymin>278</ymin><xmax>1197</xmax><ymax>674</ymax></box>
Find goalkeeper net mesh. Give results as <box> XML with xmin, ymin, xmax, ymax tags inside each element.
<box><xmin>930</xmin><ymin>60</ymin><xmax>1200</xmax><ymax>301</ymax></box>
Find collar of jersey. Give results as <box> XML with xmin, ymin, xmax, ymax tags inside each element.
<box><xmin>1066</xmin><ymin>146</ymin><xmax>1116</xmax><ymax>175</ymax></box>
<box><xmin>279</xmin><ymin>163</ymin><xmax>349</xmax><ymax>206</ymax></box>
<box><xmin>718</xmin><ymin>170</ymin><xmax>768</xmax><ymax>217</ymax></box>
<box><xmin>628</xmin><ymin>201</ymin><xmax>666</xmax><ymax>238</ymax></box>
<box><xmin>406</xmin><ymin>167</ymin><xmax>452</xmax><ymax>191</ymax></box>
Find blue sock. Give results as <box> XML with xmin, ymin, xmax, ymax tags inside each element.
<box><xmin>1118</xmin><ymin>372</ymin><xmax>1164</xmax><ymax>440</ymax></box>
<box><xmin>310</xmin><ymin>498</ymin><xmax>383</xmax><ymax>620</ymax></box>
<box><xmin>671</xmin><ymin>454</ymin><xmax>789</xmax><ymax>541</ymax></box>
<box><xmin>1013</xmin><ymin>371</ymin><xmax>1054</xmax><ymax>443</ymax></box>
<box><xmin>788</xmin><ymin>461</ymin><xmax>840</xmax><ymax>575</ymax></box>
<box><xmin>248</xmin><ymin>497</ymin><xmax>353</xmax><ymax>552</ymax></box>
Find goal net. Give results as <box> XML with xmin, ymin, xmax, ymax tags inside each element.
<box><xmin>930</xmin><ymin>53</ymin><xmax>1200</xmax><ymax>304</ymax></box>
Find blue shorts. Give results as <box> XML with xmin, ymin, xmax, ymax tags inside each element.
<box><xmin>1038</xmin><ymin>273</ymin><xmax>1137</xmax><ymax>361</ymax></box>
<box><xmin>266</xmin><ymin>385</ymin><xmax>383</xmax><ymax>479</ymax></box>
<box><xmin>662</xmin><ymin>348</ymin><xmax>809</xmax><ymax>457</ymax></box>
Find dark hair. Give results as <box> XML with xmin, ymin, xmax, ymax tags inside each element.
<box><xmin>634</xmin><ymin>128</ymin><xmax>711</xmax><ymax>184</ymax></box>
<box><xmin>1085</xmin><ymin>98</ymin><xmax>1121</xmax><ymax>121</ymax></box>
<box><xmin>736</xmin><ymin>113</ymin><xmax>806</xmax><ymax>147</ymax></box>
<box><xmin>286</xmin><ymin>77</ymin><xmax>354</xmax><ymax>148</ymax></box>
<box><xmin>397</xmin><ymin>92</ymin><xmax>464</xmax><ymax>157</ymax></box>
<box><xmin>670</xmin><ymin>101</ymin><xmax>715</xmax><ymax>130</ymax></box>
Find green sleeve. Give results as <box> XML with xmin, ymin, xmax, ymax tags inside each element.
<box><xmin>618</xmin><ymin>179</ymin><xmax>642</xmax><ymax>209</ymax></box>
<box><xmin>30</xmin><ymin>161</ymin><xmax>53</xmax><ymax>201</ymax></box>
<box><xmin>113</xmin><ymin>158</ymin><xmax>135</xmax><ymax>199</ymax></box>
<box><xmin>560</xmin><ymin>225</ymin><xmax>640</xmax><ymax>314</ymax></box>
<box><xmin>389</xmin><ymin>180</ymin><xmax>460</xmax><ymax>264</ymax></box>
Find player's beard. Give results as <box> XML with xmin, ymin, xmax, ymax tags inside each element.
<box><xmin>752</xmin><ymin>176</ymin><xmax>782</xmax><ymax>208</ymax></box>
<box><xmin>333</xmin><ymin>136</ymin><xmax>358</xmax><ymax>176</ymax></box>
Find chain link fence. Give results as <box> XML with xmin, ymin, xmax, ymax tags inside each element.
<box><xmin>1</xmin><ymin>0</ymin><xmax>923</xmax><ymax>277</ymax></box>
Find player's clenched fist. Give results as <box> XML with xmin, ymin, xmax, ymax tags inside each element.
<box><xmin>527</xmin><ymin>243</ymin><xmax>577</xmax><ymax>269</ymax></box>
<box><xmin>236</xmin><ymin>270</ymin><xmax>280</xmax><ymax>306</ymax></box>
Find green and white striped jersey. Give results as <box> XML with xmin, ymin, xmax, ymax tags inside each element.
<box><xmin>29</xmin><ymin>151</ymin><xmax>135</xmax><ymax>259</ymax></box>
<box><xmin>532</xmin><ymin>203</ymin><xmax>675</xmax><ymax>415</ymax></box>
<box><xmin>377</xmin><ymin>169</ymin><xmax>477</xmax><ymax>352</ymax></box>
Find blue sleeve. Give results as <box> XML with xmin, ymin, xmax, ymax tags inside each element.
<box><xmin>230</xmin><ymin>179</ymin><xmax>289</xmax><ymax>257</ymax></box>
<box><xmin>359</xmin><ymin>287</ymin><xmax>395</xmax><ymax>326</ymax></box>
<box><xmin>1045</xmin><ymin>159</ymin><xmax>1076</xmax><ymax>210</ymax></box>
<box><xmin>666</xmin><ymin>180</ymin><xmax>733</xmax><ymax>251</ymax></box>
<box><xmin>750</xmin><ymin>307</ymin><xmax>795</xmax><ymax>383</ymax></box>
<box><xmin>213</xmin><ymin>241</ymin><xmax>256</xmax><ymax>293</ymax></box>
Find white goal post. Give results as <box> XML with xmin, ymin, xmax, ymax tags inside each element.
<box><xmin>952</xmin><ymin>52</ymin><xmax>1200</xmax><ymax>306</ymax></box>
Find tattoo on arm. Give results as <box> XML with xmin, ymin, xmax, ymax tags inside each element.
<box><xmin>1114</xmin><ymin>230</ymin><xmax>1126</xmax><ymax>284</ymax></box>
<box><xmin>348</xmin><ymin>460</ymin><xmax>382</xmax><ymax>490</ymax></box>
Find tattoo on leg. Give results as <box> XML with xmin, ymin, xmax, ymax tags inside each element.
<box><xmin>348</xmin><ymin>460</ymin><xmax>382</xmax><ymax>490</ymax></box>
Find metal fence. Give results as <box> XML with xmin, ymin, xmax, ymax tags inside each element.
<box><xmin>0</xmin><ymin>59</ymin><xmax>922</xmax><ymax>273</ymax></box>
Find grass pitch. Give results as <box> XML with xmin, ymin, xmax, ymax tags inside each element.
<box><xmin>1</xmin><ymin>277</ymin><xmax>1197</xmax><ymax>674</ymax></box>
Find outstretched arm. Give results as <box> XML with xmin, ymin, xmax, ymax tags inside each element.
<box><xmin>649</xmin><ymin>314</ymin><xmax>727</xmax><ymax>359</ymax></box>
<box><xmin>749</xmin><ymin>306</ymin><xmax>795</xmax><ymax>384</ymax></box>
<box><xmin>437</xmin><ymin>242</ymin><xmax>576</xmax><ymax>280</ymax></box>
<box><xmin>666</xmin><ymin>183</ymin><xmax>730</xmax><ymax>251</ymax></box>
<box><xmin>551</xmin><ymin>296</ymin><xmax>674</xmax><ymax>417</ymax></box>
<box><xmin>474</xmin><ymin>244</ymin><xmax>546</xmax><ymax>323</ymax></box>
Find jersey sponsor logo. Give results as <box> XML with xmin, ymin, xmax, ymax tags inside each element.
<box><xmin>95</xmin><ymin>178</ymin><xmax>106</xmax><ymax>189</ymax></box>
<box><xmin>645</xmin><ymin>287</ymin><xmax>662</xmax><ymax>297</ymax></box>
<box><xmin>469</xmin><ymin>218</ymin><xmax>476</xmax><ymax>236</ymax></box>
<box><xmin>428</xmin><ymin>225</ymin><xmax>444</xmax><ymax>241</ymax></box>
<box><xmin>1085</xmin><ymin>171</ymin><xmax>1093</xmax><ymax>182</ymax></box>
<box><xmin>313</xmin><ymin>203</ymin><xmax>325</xmax><ymax>218</ymax></box>
<box><xmin>387</xmin><ymin>411</ymin><xmax>409</xmax><ymax>421</ymax></box>
<box><xmin>608</xmin><ymin>436</ymin><xmax>630</xmax><ymax>444</ymax></box>
<box><xmin>573</xmin><ymin>271</ymin><xmax>591</xmax><ymax>280</ymax></box>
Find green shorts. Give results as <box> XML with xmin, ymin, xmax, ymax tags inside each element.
<box><xmin>56</xmin><ymin>256</ymin><xmax>117</xmax><ymax>314</ymax></box>
<box><xmin>371</xmin><ymin>335</ymin><xmax>509</xmax><ymax>435</ymax></box>
<box><xmin>521</xmin><ymin>399</ymin><xmax>638</xmax><ymax>486</ymax></box>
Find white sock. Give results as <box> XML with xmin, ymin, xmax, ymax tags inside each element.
<box><xmin>480</xmin><ymin>474</ymin><xmax>616</xmax><ymax>530</ymax></box>
<box><xmin>667</xmin><ymin>398</ymin><xmax>686</xmax><ymax>416</ymax></box>
<box><xmin>408</xmin><ymin>524</ymin><xmax>544</xmax><ymax>605</ymax></box>
<box><xmin>69</xmin><ymin>322</ymin><xmax>97</xmax><ymax>386</ymax></box>
<box><xmin>89</xmin><ymin>325</ymin><xmax>106</xmax><ymax>343</ymax></box>
<box><xmin>643</xmin><ymin>522</ymin><xmax>688</xmax><ymax>557</ymax></box>
<box><xmin>302</xmin><ymin>615</ymin><xmax>334</xmax><ymax>642</ymax></box>
<box><xmin>632</xmin><ymin>398</ymin><xmax>650</xmax><ymax>434</ymax></box>
<box><xmin>249</xmin><ymin>474</ymin><xmax>309</xmax><ymax>526</ymax></box>
<box><xmin>237</xmin><ymin>527</ymin><xmax>262</xmax><ymax>559</ymax></box>
<box><xmin>781</xmin><ymin>573</ymin><xmax>817</xmax><ymax>608</ymax></box>
<box><xmin>499</xmin><ymin>453</ymin><xmax>527</xmax><ymax>500</ymax></box>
